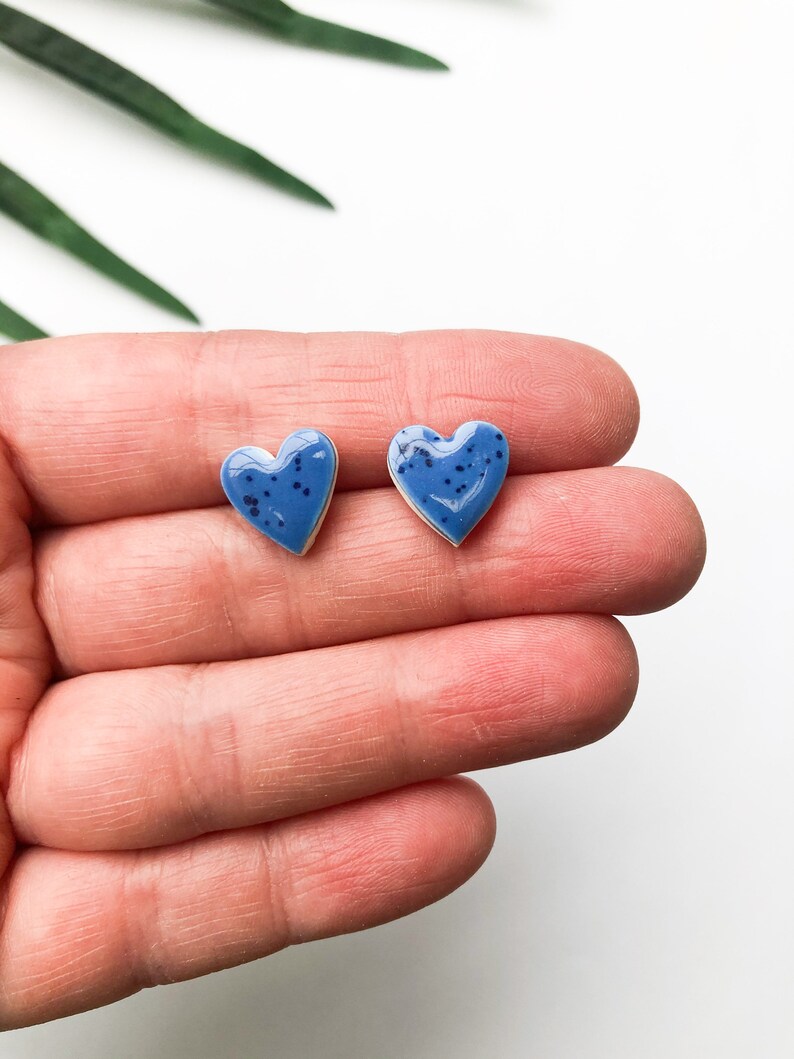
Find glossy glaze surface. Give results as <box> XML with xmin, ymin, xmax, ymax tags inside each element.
<box><xmin>221</xmin><ymin>431</ymin><xmax>338</xmax><ymax>555</ymax></box>
<box><xmin>387</xmin><ymin>422</ymin><xmax>509</xmax><ymax>545</ymax></box>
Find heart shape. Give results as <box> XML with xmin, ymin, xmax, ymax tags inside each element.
<box><xmin>221</xmin><ymin>431</ymin><xmax>338</xmax><ymax>555</ymax></box>
<box><xmin>387</xmin><ymin>422</ymin><xmax>509</xmax><ymax>545</ymax></box>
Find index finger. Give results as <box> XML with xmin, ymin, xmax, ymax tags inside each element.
<box><xmin>0</xmin><ymin>329</ymin><xmax>639</xmax><ymax>525</ymax></box>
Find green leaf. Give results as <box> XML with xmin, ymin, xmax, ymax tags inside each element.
<box><xmin>0</xmin><ymin>298</ymin><xmax>48</xmax><ymax>342</ymax></box>
<box><xmin>0</xmin><ymin>161</ymin><xmax>199</xmax><ymax>323</ymax></box>
<box><xmin>0</xmin><ymin>3</ymin><xmax>332</xmax><ymax>208</ymax></box>
<box><xmin>203</xmin><ymin>0</ymin><xmax>449</xmax><ymax>70</ymax></box>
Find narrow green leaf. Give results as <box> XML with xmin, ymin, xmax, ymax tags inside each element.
<box><xmin>0</xmin><ymin>3</ymin><xmax>332</xmax><ymax>208</ymax></box>
<box><xmin>204</xmin><ymin>0</ymin><xmax>449</xmax><ymax>70</ymax></box>
<box><xmin>0</xmin><ymin>162</ymin><xmax>199</xmax><ymax>323</ymax></box>
<box><xmin>0</xmin><ymin>298</ymin><xmax>48</xmax><ymax>342</ymax></box>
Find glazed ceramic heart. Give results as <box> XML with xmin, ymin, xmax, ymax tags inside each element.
<box><xmin>221</xmin><ymin>431</ymin><xmax>338</xmax><ymax>555</ymax></box>
<box><xmin>387</xmin><ymin>422</ymin><xmax>509</xmax><ymax>545</ymax></box>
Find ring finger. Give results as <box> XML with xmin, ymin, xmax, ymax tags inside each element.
<box><xmin>10</xmin><ymin>613</ymin><xmax>638</xmax><ymax>851</ymax></box>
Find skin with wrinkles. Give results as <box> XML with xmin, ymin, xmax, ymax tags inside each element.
<box><xmin>0</xmin><ymin>330</ymin><xmax>705</xmax><ymax>1028</ymax></box>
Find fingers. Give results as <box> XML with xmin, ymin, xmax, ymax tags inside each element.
<box><xmin>0</xmin><ymin>780</ymin><xmax>493</xmax><ymax>1029</ymax></box>
<box><xmin>0</xmin><ymin>330</ymin><xmax>639</xmax><ymax>525</ymax></box>
<box><xmin>0</xmin><ymin>444</ymin><xmax>49</xmax><ymax>812</ymax></box>
<box><xmin>9</xmin><ymin>615</ymin><xmax>637</xmax><ymax>852</ymax></box>
<box><xmin>36</xmin><ymin>467</ymin><xmax>705</xmax><ymax>676</ymax></box>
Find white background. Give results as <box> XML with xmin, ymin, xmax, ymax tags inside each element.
<box><xmin>2</xmin><ymin>0</ymin><xmax>792</xmax><ymax>1055</ymax></box>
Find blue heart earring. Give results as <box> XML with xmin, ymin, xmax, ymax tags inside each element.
<box><xmin>387</xmin><ymin>422</ymin><xmax>509</xmax><ymax>546</ymax></box>
<box><xmin>221</xmin><ymin>430</ymin><xmax>338</xmax><ymax>555</ymax></box>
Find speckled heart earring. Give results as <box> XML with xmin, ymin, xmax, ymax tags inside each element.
<box><xmin>221</xmin><ymin>430</ymin><xmax>338</xmax><ymax>556</ymax></box>
<box><xmin>387</xmin><ymin>422</ymin><xmax>509</xmax><ymax>546</ymax></box>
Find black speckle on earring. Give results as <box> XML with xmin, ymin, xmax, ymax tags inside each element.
<box><xmin>271</xmin><ymin>476</ymin><xmax>278</xmax><ymax>482</ymax></box>
<box><xmin>467</xmin><ymin>446</ymin><xmax>473</xmax><ymax>453</ymax></box>
<box><xmin>303</xmin><ymin>487</ymin><xmax>310</xmax><ymax>496</ymax></box>
<box><xmin>455</xmin><ymin>487</ymin><xmax>461</xmax><ymax>494</ymax></box>
<box><xmin>433</xmin><ymin>436</ymin><xmax>440</xmax><ymax>441</ymax></box>
<box><xmin>445</xmin><ymin>478</ymin><xmax>451</xmax><ymax>485</ymax></box>
<box><xmin>265</xmin><ymin>520</ymin><xmax>270</xmax><ymax>526</ymax></box>
<box><xmin>264</xmin><ymin>490</ymin><xmax>270</xmax><ymax>497</ymax></box>
<box><xmin>293</xmin><ymin>481</ymin><xmax>301</xmax><ymax>490</ymax></box>
<box><xmin>398</xmin><ymin>466</ymin><xmax>406</xmax><ymax>475</ymax></box>
<box><xmin>409</xmin><ymin>463</ymin><xmax>414</xmax><ymax>469</ymax></box>
<box><xmin>425</xmin><ymin>459</ymin><xmax>433</xmax><ymax>468</ymax></box>
<box><xmin>251</xmin><ymin>508</ymin><xmax>260</xmax><ymax>517</ymax></box>
<box><xmin>243</xmin><ymin>495</ymin><xmax>251</xmax><ymax>505</ymax></box>
<box><xmin>422</xmin><ymin>496</ymin><xmax>428</xmax><ymax>503</ymax></box>
<box><xmin>496</xmin><ymin>450</ymin><xmax>503</xmax><ymax>459</ymax></box>
<box><xmin>485</xmin><ymin>458</ymin><xmax>491</xmax><ymax>464</ymax></box>
<box><xmin>479</xmin><ymin>471</ymin><xmax>485</xmax><ymax>478</ymax></box>
<box><xmin>442</xmin><ymin>517</ymin><xmax>448</xmax><ymax>523</ymax></box>
<box><xmin>246</xmin><ymin>475</ymin><xmax>253</xmax><ymax>482</ymax></box>
<box><xmin>455</xmin><ymin>465</ymin><xmax>464</xmax><ymax>472</ymax></box>
<box><xmin>495</xmin><ymin>433</ymin><xmax>503</xmax><ymax>441</ymax></box>
<box><xmin>278</xmin><ymin>519</ymin><xmax>285</xmax><ymax>527</ymax></box>
<box><xmin>468</xmin><ymin>463</ymin><xmax>473</xmax><ymax>468</ymax></box>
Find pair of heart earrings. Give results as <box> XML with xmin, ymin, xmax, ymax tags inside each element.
<box><xmin>220</xmin><ymin>422</ymin><xmax>510</xmax><ymax>556</ymax></box>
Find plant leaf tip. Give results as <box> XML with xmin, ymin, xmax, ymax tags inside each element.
<box><xmin>171</xmin><ymin>301</ymin><xmax>201</xmax><ymax>325</ymax></box>
<box><xmin>299</xmin><ymin>186</ymin><xmax>334</xmax><ymax>209</ymax></box>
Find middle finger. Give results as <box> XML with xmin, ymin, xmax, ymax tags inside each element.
<box><xmin>36</xmin><ymin>467</ymin><xmax>704</xmax><ymax>675</ymax></box>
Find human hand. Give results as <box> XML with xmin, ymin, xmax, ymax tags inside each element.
<box><xmin>0</xmin><ymin>330</ymin><xmax>704</xmax><ymax>1027</ymax></box>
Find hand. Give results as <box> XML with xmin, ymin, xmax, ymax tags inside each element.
<box><xmin>0</xmin><ymin>330</ymin><xmax>704</xmax><ymax>1027</ymax></box>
